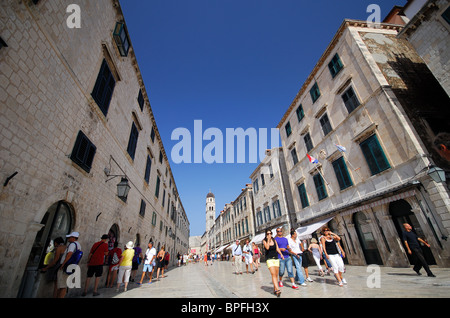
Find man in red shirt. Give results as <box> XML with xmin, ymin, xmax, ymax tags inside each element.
<box><xmin>82</xmin><ymin>234</ymin><xmax>109</xmax><ymax>296</ymax></box>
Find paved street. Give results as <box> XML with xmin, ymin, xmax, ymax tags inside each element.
<box><xmin>78</xmin><ymin>260</ymin><xmax>450</xmax><ymax>298</ymax></box>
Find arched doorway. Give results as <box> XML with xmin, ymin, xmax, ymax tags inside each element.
<box><xmin>18</xmin><ymin>201</ymin><xmax>73</xmax><ymax>298</ymax></box>
<box><xmin>353</xmin><ymin>212</ymin><xmax>383</xmax><ymax>265</ymax></box>
<box><xmin>389</xmin><ymin>200</ymin><xmax>436</xmax><ymax>265</ymax></box>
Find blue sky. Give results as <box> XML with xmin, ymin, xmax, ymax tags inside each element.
<box><xmin>120</xmin><ymin>0</ymin><xmax>405</xmax><ymax>236</ymax></box>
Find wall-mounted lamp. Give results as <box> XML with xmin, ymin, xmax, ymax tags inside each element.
<box><xmin>105</xmin><ymin>172</ymin><xmax>131</xmax><ymax>202</ymax></box>
<box><xmin>427</xmin><ymin>165</ymin><xmax>446</xmax><ymax>184</ymax></box>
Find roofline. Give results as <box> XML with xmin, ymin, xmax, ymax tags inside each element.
<box><xmin>276</xmin><ymin>19</ymin><xmax>403</xmax><ymax>129</ymax></box>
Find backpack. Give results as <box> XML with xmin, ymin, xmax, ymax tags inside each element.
<box><xmin>111</xmin><ymin>251</ymin><xmax>119</xmax><ymax>265</ymax></box>
<box><xmin>63</xmin><ymin>242</ymin><xmax>83</xmax><ymax>274</ymax></box>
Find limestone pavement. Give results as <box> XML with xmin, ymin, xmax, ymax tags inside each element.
<box><xmin>77</xmin><ymin>260</ymin><xmax>450</xmax><ymax>299</ymax></box>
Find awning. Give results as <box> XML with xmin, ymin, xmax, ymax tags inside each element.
<box><xmin>214</xmin><ymin>244</ymin><xmax>230</xmax><ymax>253</ymax></box>
<box><xmin>250</xmin><ymin>227</ymin><xmax>278</xmax><ymax>244</ymax></box>
<box><xmin>294</xmin><ymin>217</ymin><xmax>334</xmax><ymax>240</ymax></box>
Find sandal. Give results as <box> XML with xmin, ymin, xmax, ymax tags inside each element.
<box><xmin>275</xmin><ymin>290</ymin><xmax>281</xmax><ymax>297</ymax></box>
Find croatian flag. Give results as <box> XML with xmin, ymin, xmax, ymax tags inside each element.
<box><xmin>335</xmin><ymin>144</ymin><xmax>347</xmax><ymax>153</ymax></box>
<box><xmin>307</xmin><ymin>154</ymin><xmax>319</xmax><ymax>164</ymax></box>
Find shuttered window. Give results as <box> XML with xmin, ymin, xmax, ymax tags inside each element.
<box><xmin>70</xmin><ymin>131</ymin><xmax>96</xmax><ymax>173</ymax></box>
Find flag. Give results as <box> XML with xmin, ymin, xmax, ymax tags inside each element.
<box><xmin>307</xmin><ymin>154</ymin><xmax>318</xmax><ymax>164</ymax></box>
<box><xmin>335</xmin><ymin>144</ymin><xmax>346</xmax><ymax>153</ymax></box>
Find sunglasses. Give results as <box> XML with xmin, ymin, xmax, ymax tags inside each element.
<box><xmin>266</xmin><ymin>232</ymin><xmax>272</xmax><ymax>235</ymax></box>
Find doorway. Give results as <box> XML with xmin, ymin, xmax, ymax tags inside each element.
<box><xmin>353</xmin><ymin>212</ymin><xmax>384</xmax><ymax>265</ymax></box>
<box><xmin>17</xmin><ymin>201</ymin><xmax>73</xmax><ymax>298</ymax></box>
<box><xmin>389</xmin><ymin>200</ymin><xmax>436</xmax><ymax>265</ymax></box>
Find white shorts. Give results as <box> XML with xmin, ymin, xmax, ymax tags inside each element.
<box><xmin>117</xmin><ymin>265</ymin><xmax>132</xmax><ymax>283</ymax></box>
<box><xmin>328</xmin><ymin>254</ymin><xmax>345</xmax><ymax>274</ymax></box>
<box><xmin>244</xmin><ymin>256</ymin><xmax>253</xmax><ymax>265</ymax></box>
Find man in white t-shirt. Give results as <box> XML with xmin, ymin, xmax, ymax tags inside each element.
<box><xmin>138</xmin><ymin>241</ymin><xmax>156</xmax><ymax>285</ymax></box>
<box><xmin>243</xmin><ymin>239</ymin><xmax>255</xmax><ymax>274</ymax></box>
<box><xmin>231</xmin><ymin>239</ymin><xmax>243</xmax><ymax>275</ymax></box>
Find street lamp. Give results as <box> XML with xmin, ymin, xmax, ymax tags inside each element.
<box><xmin>117</xmin><ymin>177</ymin><xmax>131</xmax><ymax>201</ymax></box>
<box><xmin>427</xmin><ymin>165</ymin><xmax>446</xmax><ymax>183</ymax></box>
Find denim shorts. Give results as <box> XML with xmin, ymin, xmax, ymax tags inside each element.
<box><xmin>143</xmin><ymin>264</ymin><xmax>153</xmax><ymax>272</ymax></box>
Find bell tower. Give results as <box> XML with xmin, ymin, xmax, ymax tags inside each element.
<box><xmin>206</xmin><ymin>191</ymin><xmax>215</xmax><ymax>232</ymax></box>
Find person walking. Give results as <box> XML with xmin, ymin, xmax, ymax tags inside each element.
<box><xmin>138</xmin><ymin>241</ymin><xmax>157</xmax><ymax>285</ymax></box>
<box><xmin>116</xmin><ymin>241</ymin><xmax>135</xmax><ymax>292</ymax></box>
<box><xmin>263</xmin><ymin>229</ymin><xmax>284</xmax><ymax>297</ymax></box>
<box><xmin>131</xmin><ymin>244</ymin><xmax>143</xmax><ymax>282</ymax></box>
<box><xmin>252</xmin><ymin>242</ymin><xmax>261</xmax><ymax>271</ymax></box>
<box><xmin>319</xmin><ymin>230</ymin><xmax>333</xmax><ymax>275</ymax></box>
<box><xmin>155</xmin><ymin>246</ymin><xmax>166</xmax><ymax>281</ymax></box>
<box><xmin>321</xmin><ymin>228</ymin><xmax>346</xmax><ymax>286</ymax></box>
<box><xmin>82</xmin><ymin>234</ymin><xmax>109</xmax><ymax>296</ymax></box>
<box><xmin>288</xmin><ymin>229</ymin><xmax>306</xmax><ymax>287</ymax></box>
<box><xmin>57</xmin><ymin>231</ymin><xmax>81</xmax><ymax>298</ymax></box>
<box><xmin>41</xmin><ymin>237</ymin><xmax>65</xmax><ymax>298</ymax></box>
<box><xmin>106</xmin><ymin>241</ymin><xmax>122</xmax><ymax>288</ymax></box>
<box><xmin>402</xmin><ymin>223</ymin><xmax>435</xmax><ymax>277</ymax></box>
<box><xmin>301</xmin><ymin>239</ymin><xmax>314</xmax><ymax>282</ymax></box>
<box><xmin>308</xmin><ymin>238</ymin><xmax>324</xmax><ymax>277</ymax></box>
<box><xmin>243</xmin><ymin>239</ymin><xmax>255</xmax><ymax>274</ymax></box>
<box><xmin>231</xmin><ymin>239</ymin><xmax>243</xmax><ymax>275</ymax></box>
<box><xmin>274</xmin><ymin>227</ymin><xmax>299</xmax><ymax>290</ymax></box>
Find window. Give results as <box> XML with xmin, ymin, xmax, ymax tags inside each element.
<box><xmin>297</xmin><ymin>183</ymin><xmax>309</xmax><ymax>208</ymax></box>
<box><xmin>304</xmin><ymin>133</ymin><xmax>314</xmax><ymax>152</ymax></box>
<box><xmin>442</xmin><ymin>6</ymin><xmax>450</xmax><ymax>24</ymax></box>
<box><xmin>159</xmin><ymin>151</ymin><xmax>163</xmax><ymax>163</ymax></box>
<box><xmin>313</xmin><ymin>173</ymin><xmax>328</xmax><ymax>201</ymax></box>
<box><xmin>150</xmin><ymin>127</ymin><xmax>155</xmax><ymax>143</ymax></box>
<box><xmin>138</xmin><ymin>89</ymin><xmax>144</xmax><ymax>111</ymax></box>
<box><xmin>360</xmin><ymin>134</ymin><xmax>391</xmax><ymax>175</ymax></box>
<box><xmin>291</xmin><ymin>148</ymin><xmax>299</xmax><ymax>165</ymax></box>
<box><xmin>310</xmin><ymin>82</ymin><xmax>321</xmax><ymax>103</ymax></box>
<box><xmin>332</xmin><ymin>157</ymin><xmax>353</xmax><ymax>190</ymax></box>
<box><xmin>342</xmin><ymin>86</ymin><xmax>360</xmax><ymax>113</ymax></box>
<box><xmin>261</xmin><ymin>173</ymin><xmax>265</xmax><ymax>186</ymax></box>
<box><xmin>257</xmin><ymin>211</ymin><xmax>263</xmax><ymax>226</ymax></box>
<box><xmin>70</xmin><ymin>131</ymin><xmax>97</xmax><ymax>173</ymax></box>
<box><xmin>127</xmin><ymin>122</ymin><xmax>139</xmax><ymax>160</ymax></box>
<box><xmin>0</xmin><ymin>36</ymin><xmax>8</xmax><ymax>50</ymax></box>
<box><xmin>264</xmin><ymin>206</ymin><xmax>271</xmax><ymax>223</ymax></box>
<box><xmin>113</xmin><ymin>22</ymin><xmax>130</xmax><ymax>57</ymax></box>
<box><xmin>91</xmin><ymin>59</ymin><xmax>116</xmax><ymax>116</ymax></box>
<box><xmin>152</xmin><ymin>212</ymin><xmax>157</xmax><ymax>226</ymax></box>
<box><xmin>139</xmin><ymin>200</ymin><xmax>146</xmax><ymax>217</ymax></box>
<box><xmin>296</xmin><ymin>105</ymin><xmax>305</xmax><ymax>122</ymax></box>
<box><xmin>328</xmin><ymin>53</ymin><xmax>344</xmax><ymax>78</ymax></box>
<box><xmin>269</xmin><ymin>163</ymin><xmax>274</xmax><ymax>178</ymax></box>
<box><xmin>155</xmin><ymin>175</ymin><xmax>161</xmax><ymax>198</ymax></box>
<box><xmin>285</xmin><ymin>121</ymin><xmax>292</xmax><ymax>137</ymax></box>
<box><xmin>320</xmin><ymin>114</ymin><xmax>332</xmax><ymax>136</ymax></box>
<box><xmin>144</xmin><ymin>155</ymin><xmax>152</xmax><ymax>183</ymax></box>
<box><xmin>253</xmin><ymin>178</ymin><xmax>259</xmax><ymax>193</ymax></box>
<box><xmin>272</xmin><ymin>200</ymin><xmax>282</xmax><ymax>218</ymax></box>
<box><xmin>162</xmin><ymin>189</ymin><xmax>166</xmax><ymax>207</ymax></box>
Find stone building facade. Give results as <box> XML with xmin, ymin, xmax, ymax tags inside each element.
<box><xmin>250</xmin><ymin>148</ymin><xmax>295</xmax><ymax>240</ymax></box>
<box><xmin>0</xmin><ymin>0</ymin><xmax>189</xmax><ymax>298</ymax></box>
<box><xmin>201</xmin><ymin>184</ymin><xmax>256</xmax><ymax>255</ymax></box>
<box><xmin>398</xmin><ymin>0</ymin><xmax>450</xmax><ymax>96</ymax></box>
<box><xmin>277</xmin><ymin>19</ymin><xmax>450</xmax><ymax>268</ymax></box>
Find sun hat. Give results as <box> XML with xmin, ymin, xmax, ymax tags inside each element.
<box><xmin>126</xmin><ymin>241</ymin><xmax>134</xmax><ymax>249</ymax></box>
<box><xmin>66</xmin><ymin>231</ymin><xmax>80</xmax><ymax>238</ymax></box>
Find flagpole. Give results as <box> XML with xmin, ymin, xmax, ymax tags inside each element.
<box><xmin>315</xmin><ymin>163</ymin><xmax>334</xmax><ymax>196</ymax></box>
